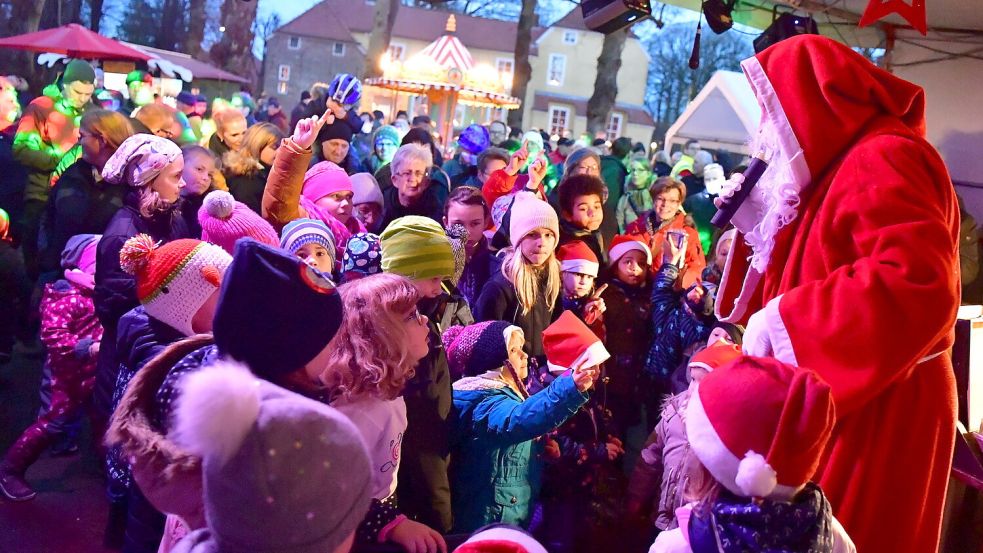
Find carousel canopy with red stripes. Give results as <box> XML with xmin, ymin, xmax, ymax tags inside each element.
<box><xmin>419</xmin><ymin>15</ymin><xmax>474</xmax><ymax>72</ymax></box>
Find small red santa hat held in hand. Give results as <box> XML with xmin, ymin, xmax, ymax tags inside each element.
<box><xmin>686</xmin><ymin>355</ymin><xmax>836</xmax><ymax>499</ymax></box>
<box><xmin>556</xmin><ymin>240</ymin><xmax>599</xmax><ymax>277</ymax></box>
<box><xmin>542</xmin><ymin>310</ymin><xmax>610</xmax><ymax>375</ymax></box>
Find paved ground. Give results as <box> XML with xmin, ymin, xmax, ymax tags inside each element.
<box><xmin>0</xmin><ymin>346</ymin><xmax>114</xmax><ymax>553</ymax></box>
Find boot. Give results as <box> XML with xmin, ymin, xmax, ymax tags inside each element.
<box><xmin>0</xmin><ymin>462</ymin><xmax>36</xmax><ymax>501</ymax></box>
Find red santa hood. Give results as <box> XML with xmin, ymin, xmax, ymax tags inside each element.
<box><xmin>717</xmin><ymin>35</ymin><xmax>929</xmax><ymax>323</ymax></box>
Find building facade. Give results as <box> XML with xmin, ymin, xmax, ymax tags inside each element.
<box><xmin>262</xmin><ymin>0</ymin><xmax>654</xmax><ymax>142</ymax></box>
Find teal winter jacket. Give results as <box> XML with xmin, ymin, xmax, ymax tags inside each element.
<box><xmin>450</xmin><ymin>373</ymin><xmax>588</xmax><ymax>533</ymax></box>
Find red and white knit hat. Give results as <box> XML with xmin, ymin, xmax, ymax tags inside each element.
<box><xmin>542</xmin><ymin>310</ymin><xmax>610</xmax><ymax>375</ymax></box>
<box><xmin>455</xmin><ymin>526</ymin><xmax>547</xmax><ymax>553</ymax></box>
<box><xmin>556</xmin><ymin>240</ymin><xmax>599</xmax><ymax>277</ymax></box>
<box><xmin>608</xmin><ymin>234</ymin><xmax>652</xmax><ymax>266</ymax></box>
<box><xmin>686</xmin><ymin>356</ymin><xmax>836</xmax><ymax>499</ymax></box>
<box><xmin>120</xmin><ymin>235</ymin><xmax>233</xmax><ymax>336</ymax></box>
<box><xmin>687</xmin><ymin>343</ymin><xmax>742</xmax><ymax>374</ymax></box>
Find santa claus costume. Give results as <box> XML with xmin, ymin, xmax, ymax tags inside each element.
<box><xmin>716</xmin><ymin>35</ymin><xmax>959</xmax><ymax>553</ymax></box>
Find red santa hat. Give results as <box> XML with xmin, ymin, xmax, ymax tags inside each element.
<box><xmin>556</xmin><ymin>240</ymin><xmax>599</xmax><ymax>277</ymax></box>
<box><xmin>455</xmin><ymin>526</ymin><xmax>548</xmax><ymax>553</ymax></box>
<box><xmin>608</xmin><ymin>234</ymin><xmax>652</xmax><ymax>266</ymax></box>
<box><xmin>542</xmin><ymin>310</ymin><xmax>610</xmax><ymax>375</ymax></box>
<box><xmin>687</xmin><ymin>343</ymin><xmax>742</xmax><ymax>375</ymax></box>
<box><xmin>686</xmin><ymin>356</ymin><xmax>835</xmax><ymax>499</ymax></box>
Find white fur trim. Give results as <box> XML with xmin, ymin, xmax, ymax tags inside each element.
<box><xmin>735</xmin><ymin>451</ymin><xmax>777</xmax><ymax>497</ymax></box>
<box><xmin>463</xmin><ymin>527</ymin><xmax>548</xmax><ymax>553</ymax></box>
<box><xmin>831</xmin><ymin>515</ymin><xmax>858</xmax><ymax>553</ymax></box>
<box><xmin>739</xmin><ymin>56</ymin><xmax>811</xmax><ymax>204</ymax></box>
<box><xmin>560</xmin><ymin>259</ymin><xmax>599</xmax><ymax>278</ymax></box>
<box><xmin>609</xmin><ymin>241</ymin><xmax>652</xmax><ymax>267</ymax></box>
<box><xmin>686</xmin><ymin>384</ymin><xmax>797</xmax><ymax>498</ymax></box>
<box><xmin>547</xmin><ymin>339</ymin><xmax>610</xmax><ymax>374</ymax></box>
<box><xmin>763</xmin><ymin>294</ymin><xmax>798</xmax><ymax>365</ymax></box>
<box><xmin>172</xmin><ymin>361</ymin><xmax>261</xmax><ymax>467</ymax></box>
<box><xmin>452</xmin><ymin>374</ymin><xmax>508</xmax><ymax>392</ymax></box>
<box><xmin>714</xmin><ymin>233</ymin><xmax>763</xmax><ymax>323</ymax></box>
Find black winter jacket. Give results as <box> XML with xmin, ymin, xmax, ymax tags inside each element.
<box><xmin>474</xmin><ymin>268</ymin><xmax>561</xmax><ymax>358</ymax></box>
<box><xmin>92</xmin><ymin>194</ymin><xmax>190</xmax><ymax>419</ymax></box>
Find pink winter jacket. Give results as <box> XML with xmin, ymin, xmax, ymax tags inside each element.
<box><xmin>40</xmin><ymin>280</ymin><xmax>103</xmax><ymax>374</ymax></box>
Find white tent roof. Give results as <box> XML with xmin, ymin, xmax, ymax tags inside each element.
<box><xmin>664</xmin><ymin>71</ymin><xmax>761</xmax><ymax>155</ymax></box>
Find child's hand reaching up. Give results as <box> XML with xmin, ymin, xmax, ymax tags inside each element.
<box><xmin>572</xmin><ymin>365</ymin><xmax>597</xmax><ymax>392</ymax></box>
<box><xmin>389</xmin><ymin>518</ymin><xmax>447</xmax><ymax>553</ymax></box>
<box><xmin>605</xmin><ymin>435</ymin><xmax>625</xmax><ymax>460</ymax></box>
<box><xmin>291</xmin><ymin>109</ymin><xmax>335</xmax><ymax>151</ymax></box>
<box><xmin>506</xmin><ymin>142</ymin><xmax>530</xmax><ymax>176</ymax></box>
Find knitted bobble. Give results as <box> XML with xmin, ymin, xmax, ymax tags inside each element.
<box><xmin>203</xmin><ymin>190</ymin><xmax>236</xmax><ymax>220</ymax></box>
<box><xmin>119</xmin><ymin>234</ymin><xmax>159</xmax><ymax>275</ymax></box>
<box><xmin>441</xmin><ymin>325</ymin><xmax>466</xmax><ymax>352</ymax></box>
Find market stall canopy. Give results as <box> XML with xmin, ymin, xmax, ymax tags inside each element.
<box><xmin>0</xmin><ymin>23</ymin><xmax>152</xmax><ymax>61</ymax></box>
<box><xmin>122</xmin><ymin>42</ymin><xmax>249</xmax><ymax>84</ymax></box>
<box><xmin>664</xmin><ymin>70</ymin><xmax>760</xmax><ymax>155</ymax></box>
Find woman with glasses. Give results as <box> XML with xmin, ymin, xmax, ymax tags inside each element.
<box><xmin>624</xmin><ymin>176</ymin><xmax>705</xmax><ymax>288</ymax></box>
<box><xmin>378</xmin><ymin>143</ymin><xmax>446</xmax><ymax>231</ymax></box>
<box><xmin>616</xmin><ymin>155</ymin><xmax>655</xmax><ymax>233</ymax></box>
<box><xmin>38</xmin><ymin>110</ymin><xmax>135</xmax><ymax>281</ymax></box>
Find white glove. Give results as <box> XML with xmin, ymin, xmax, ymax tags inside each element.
<box><xmin>742</xmin><ymin>306</ymin><xmax>774</xmax><ymax>358</ymax></box>
<box><xmin>717</xmin><ymin>172</ymin><xmax>767</xmax><ymax>235</ymax></box>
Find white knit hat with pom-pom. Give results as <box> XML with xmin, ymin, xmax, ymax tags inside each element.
<box><xmin>685</xmin><ymin>355</ymin><xmax>836</xmax><ymax>500</ymax></box>
<box><xmin>119</xmin><ymin>234</ymin><xmax>232</xmax><ymax>336</ymax></box>
<box><xmin>197</xmin><ymin>190</ymin><xmax>279</xmax><ymax>255</ymax></box>
<box><xmin>173</xmin><ymin>361</ymin><xmax>373</xmax><ymax>553</ymax></box>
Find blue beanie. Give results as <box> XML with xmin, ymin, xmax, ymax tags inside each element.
<box><xmin>459</xmin><ymin>124</ymin><xmax>491</xmax><ymax>154</ymax></box>
<box><xmin>213</xmin><ymin>239</ymin><xmax>343</xmax><ymax>379</ymax></box>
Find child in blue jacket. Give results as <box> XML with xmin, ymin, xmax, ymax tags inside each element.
<box><xmin>445</xmin><ymin>313</ymin><xmax>605</xmax><ymax>533</ymax></box>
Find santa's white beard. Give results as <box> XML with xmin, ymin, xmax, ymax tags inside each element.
<box><xmin>742</xmin><ymin>117</ymin><xmax>806</xmax><ymax>272</ymax></box>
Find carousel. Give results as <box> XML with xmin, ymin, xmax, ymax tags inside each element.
<box><xmin>365</xmin><ymin>14</ymin><xmax>521</xmax><ymax>147</ymax></box>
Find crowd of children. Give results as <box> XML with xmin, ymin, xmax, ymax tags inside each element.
<box><xmin>0</xmin><ymin>67</ymin><xmax>862</xmax><ymax>553</ymax></box>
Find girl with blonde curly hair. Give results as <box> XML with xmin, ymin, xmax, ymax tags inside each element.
<box><xmin>321</xmin><ymin>272</ymin><xmax>448</xmax><ymax>553</ymax></box>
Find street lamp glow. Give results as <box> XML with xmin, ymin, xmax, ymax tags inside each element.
<box><xmin>219</xmin><ymin>26</ymin><xmax>226</xmax><ymax>32</ymax></box>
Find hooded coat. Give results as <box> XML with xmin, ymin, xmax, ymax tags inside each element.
<box><xmin>715</xmin><ymin>36</ymin><xmax>959</xmax><ymax>553</ymax></box>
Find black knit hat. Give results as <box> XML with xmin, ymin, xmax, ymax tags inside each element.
<box><xmin>213</xmin><ymin>239</ymin><xmax>343</xmax><ymax>379</ymax></box>
<box><xmin>317</xmin><ymin>119</ymin><xmax>353</xmax><ymax>143</ymax></box>
<box><xmin>442</xmin><ymin>320</ymin><xmax>519</xmax><ymax>379</ymax></box>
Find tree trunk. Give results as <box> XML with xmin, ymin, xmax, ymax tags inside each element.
<box><xmin>65</xmin><ymin>0</ymin><xmax>83</xmax><ymax>24</ymax></box>
<box><xmin>362</xmin><ymin>0</ymin><xmax>400</xmax><ymax>79</ymax></box>
<box><xmin>507</xmin><ymin>0</ymin><xmax>536</xmax><ymax>130</ymax></box>
<box><xmin>22</xmin><ymin>0</ymin><xmax>47</xmax><ymax>91</ymax></box>
<box><xmin>210</xmin><ymin>0</ymin><xmax>260</xmax><ymax>89</ymax></box>
<box><xmin>184</xmin><ymin>0</ymin><xmax>207</xmax><ymax>57</ymax></box>
<box><xmin>586</xmin><ymin>28</ymin><xmax>629</xmax><ymax>137</ymax></box>
<box><xmin>89</xmin><ymin>0</ymin><xmax>105</xmax><ymax>31</ymax></box>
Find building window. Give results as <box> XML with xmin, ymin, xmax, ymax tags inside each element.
<box><xmin>366</xmin><ymin>0</ymin><xmax>375</xmax><ymax>4</ymax></box>
<box><xmin>496</xmin><ymin>57</ymin><xmax>514</xmax><ymax>86</ymax></box>
<box><xmin>288</xmin><ymin>36</ymin><xmax>301</xmax><ymax>50</ymax></box>
<box><xmin>548</xmin><ymin>105</ymin><xmax>571</xmax><ymax>137</ymax></box>
<box><xmin>278</xmin><ymin>81</ymin><xmax>288</xmax><ymax>94</ymax></box>
<box><xmin>333</xmin><ymin>42</ymin><xmax>346</xmax><ymax>57</ymax></box>
<box><xmin>606</xmin><ymin>112</ymin><xmax>624</xmax><ymax>140</ymax></box>
<box><xmin>388</xmin><ymin>43</ymin><xmax>406</xmax><ymax>61</ymax></box>
<box><xmin>563</xmin><ymin>31</ymin><xmax>578</xmax><ymax>45</ymax></box>
<box><xmin>547</xmin><ymin>54</ymin><xmax>566</xmax><ymax>87</ymax></box>
<box><xmin>278</xmin><ymin>64</ymin><xmax>290</xmax><ymax>81</ymax></box>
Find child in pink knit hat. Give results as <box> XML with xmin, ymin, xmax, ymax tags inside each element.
<box><xmin>302</xmin><ymin>161</ymin><xmax>366</xmax><ymax>236</ymax></box>
<box><xmin>198</xmin><ymin>190</ymin><xmax>279</xmax><ymax>254</ymax></box>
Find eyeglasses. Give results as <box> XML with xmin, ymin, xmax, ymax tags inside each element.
<box><xmin>394</xmin><ymin>170</ymin><xmax>428</xmax><ymax>181</ymax></box>
<box><xmin>655</xmin><ymin>197</ymin><xmax>681</xmax><ymax>206</ymax></box>
<box><xmin>404</xmin><ymin>308</ymin><xmax>427</xmax><ymax>326</ymax></box>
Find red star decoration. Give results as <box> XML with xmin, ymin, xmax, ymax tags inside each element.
<box><xmin>859</xmin><ymin>0</ymin><xmax>928</xmax><ymax>35</ymax></box>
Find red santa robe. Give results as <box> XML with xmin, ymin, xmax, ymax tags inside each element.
<box><xmin>716</xmin><ymin>36</ymin><xmax>959</xmax><ymax>553</ymax></box>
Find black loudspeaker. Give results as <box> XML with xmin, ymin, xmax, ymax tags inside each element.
<box><xmin>702</xmin><ymin>0</ymin><xmax>736</xmax><ymax>34</ymax></box>
<box><xmin>581</xmin><ymin>0</ymin><xmax>652</xmax><ymax>35</ymax></box>
<box><xmin>753</xmin><ymin>10</ymin><xmax>819</xmax><ymax>53</ymax></box>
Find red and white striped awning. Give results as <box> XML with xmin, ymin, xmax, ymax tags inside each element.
<box><xmin>419</xmin><ymin>15</ymin><xmax>474</xmax><ymax>72</ymax></box>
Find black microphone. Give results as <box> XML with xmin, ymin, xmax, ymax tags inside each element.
<box><xmin>689</xmin><ymin>21</ymin><xmax>702</xmax><ymax>70</ymax></box>
<box><xmin>711</xmin><ymin>154</ymin><xmax>769</xmax><ymax>229</ymax></box>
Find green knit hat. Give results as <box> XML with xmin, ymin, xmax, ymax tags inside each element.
<box><xmin>63</xmin><ymin>59</ymin><xmax>95</xmax><ymax>84</ymax></box>
<box><xmin>380</xmin><ymin>216</ymin><xmax>454</xmax><ymax>280</ymax></box>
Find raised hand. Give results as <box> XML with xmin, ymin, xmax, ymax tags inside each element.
<box><xmin>528</xmin><ymin>156</ymin><xmax>549</xmax><ymax>189</ymax></box>
<box><xmin>291</xmin><ymin>109</ymin><xmax>335</xmax><ymax>151</ymax></box>
<box><xmin>506</xmin><ymin>141</ymin><xmax>530</xmax><ymax>176</ymax></box>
